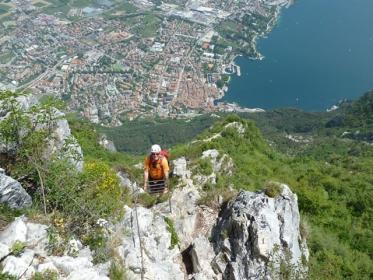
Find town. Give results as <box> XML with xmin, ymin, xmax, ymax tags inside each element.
<box><xmin>0</xmin><ymin>0</ymin><xmax>292</xmax><ymax>126</ymax></box>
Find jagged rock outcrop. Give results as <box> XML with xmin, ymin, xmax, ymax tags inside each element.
<box><xmin>194</xmin><ymin>149</ymin><xmax>234</xmax><ymax>187</ymax></box>
<box><xmin>172</xmin><ymin>157</ymin><xmax>191</xmax><ymax>180</ymax></box>
<box><xmin>113</xmin><ymin>157</ymin><xmax>219</xmax><ymax>280</ymax></box>
<box><xmin>46</xmin><ymin>109</ymin><xmax>84</xmax><ymax>171</ymax></box>
<box><xmin>166</xmin><ymin>157</ymin><xmax>218</xmax><ymax>248</ymax></box>
<box><xmin>0</xmin><ymin>169</ymin><xmax>32</xmax><ymax>209</ymax></box>
<box><xmin>202</xmin><ymin>150</ymin><xmax>234</xmax><ymax>175</ymax></box>
<box><xmin>99</xmin><ymin>134</ymin><xmax>117</xmax><ymax>152</ymax></box>
<box><xmin>0</xmin><ymin>94</ymin><xmax>83</xmax><ymax>171</ymax></box>
<box><xmin>0</xmin><ymin>216</ymin><xmax>108</xmax><ymax>279</ymax></box>
<box><xmin>153</xmin><ymin>184</ymin><xmax>218</xmax><ymax>250</ymax></box>
<box><xmin>0</xmin><ymin>152</ymin><xmax>309</xmax><ymax>280</ymax></box>
<box><xmin>211</xmin><ymin>185</ymin><xmax>309</xmax><ymax>280</ymax></box>
<box><xmin>224</xmin><ymin>122</ymin><xmax>246</xmax><ymax>136</ymax></box>
<box><xmin>117</xmin><ymin>171</ymin><xmax>144</xmax><ymax>195</ymax></box>
<box><xmin>115</xmin><ymin>206</ymin><xmax>185</xmax><ymax>280</ymax></box>
<box><xmin>190</xmin><ymin>235</ymin><xmax>218</xmax><ymax>280</ymax></box>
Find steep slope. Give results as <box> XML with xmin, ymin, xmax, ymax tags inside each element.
<box><xmin>326</xmin><ymin>91</ymin><xmax>373</xmax><ymax>142</ymax></box>
<box><xmin>1</xmin><ymin>91</ymin><xmax>372</xmax><ymax>279</ymax></box>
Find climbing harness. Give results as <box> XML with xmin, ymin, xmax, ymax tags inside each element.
<box><xmin>146</xmin><ymin>179</ymin><xmax>172</xmax><ymax>213</ymax></box>
<box><xmin>147</xmin><ymin>179</ymin><xmax>167</xmax><ymax>194</ymax></box>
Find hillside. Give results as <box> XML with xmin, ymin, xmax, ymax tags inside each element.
<box><xmin>97</xmin><ymin>91</ymin><xmax>373</xmax><ymax>156</ymax></box>
<box><xmin>0</xmin><ymin>91</ymin><xmax>372</xmax><ymax>279</ymax></box>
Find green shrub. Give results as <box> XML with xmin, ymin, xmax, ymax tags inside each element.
<box><xmin>82</xmin><ymin>227</ymin><xmax>109</xmax><ymax>264</ymax></box>
<box><xmin>164</xmin><ymin>217</ymin><xmax>179</xmax><ymax>249</ymax></box>
<box><xmin>30</xmin><ymin>270</ymin><xmax>58</xmax><ymax>280</ymax></box>
<box><xmin>299</xmin><ymin>218</ymin><xmax>310</xmax><ymax>240</ymax></box>
<box><xmin>267</xmin><ymin>246</ymin><xmax>307</xmax><ymax>280</ymax></box>
<box><xmin>46</xmin><ymin>226</ymin><xmax>66</xmax><ymax>256</ymax></box>
<box><xmin>196</xmin><ymin>158</ymin><xmax>213</xmax><ymax>176</ymax></box>
<box><xmin>43</xmin><ymin>159</ymin><xmax>125</xmax><ymax>234</ymax></box>
<box><xmin>137</xmin><ymin>192</ymin><xmax>157</xmax><ymax>208</ymax></box>
<box><xmin>0</xmin><ymin>204</ymin><xmax>23</xmax><ymax>226</ymax></box>
<box><xmin>198</xmin><ymin>188</ymin><xmax>236</xmax><ymax>209</ymax></box>
<box><xmin>11</xmin><ymin>240</ymin><xmax>26</xmax><ymax>257</ymax></box>
<box><xmin>0</xmin><ymin>272</ymin><xmax>17</xmax><ymax>280</ymax></box>
<box><xmin>198</xmin><ymin>189</ymin><xmax>220</xmax><ymax>208</ymax></box>
<box><xmin>264</xmin><ymin>182</ymin><xmax>283</xmax><ymax>198</ymax></box>
<box><xmin>80</xmin><ymin>161</ymin><xmax>124</xmax><ymax>220</ymax></box>
<box><xmin>109</xmin><ymin>261</ymin><xmax>128</xmax><ymax>280</ymax></box>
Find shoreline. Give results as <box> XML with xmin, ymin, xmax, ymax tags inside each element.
<box><xmin>216</xmin><ymin>4</ymin><xmax>288</xmax><ymax>111</ymax></box>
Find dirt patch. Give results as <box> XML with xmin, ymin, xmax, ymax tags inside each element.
<box><xmin>194</xmin><ymin>205</ymin><xmax>218</xmax><ymax>238</ymax></box>
<box><xmin>0</xmin><ymin>219</ymin><xmax>8</xmax><ymax>231</ymax></box>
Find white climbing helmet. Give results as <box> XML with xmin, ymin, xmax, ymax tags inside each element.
<box><xmin>151</xmin><ymin>144</ymin><xmax>161</xmax><ymax>154</ymax></box>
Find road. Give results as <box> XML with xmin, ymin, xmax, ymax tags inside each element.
<box><xmin>17</xmin><ymin>58</ymin><xmax>67</xmax><ymax>91</ymax></box>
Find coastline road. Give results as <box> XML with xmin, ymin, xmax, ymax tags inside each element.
<box><xmin>17</xmin><ymin>58</ymin><xmax>68</xmax><ymax>91</ymax></box>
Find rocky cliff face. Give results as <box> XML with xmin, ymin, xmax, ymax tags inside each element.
<box><xmin>0</xmin><ymin>150</ymin><xmax>308</xmax><ymax>279</ymax></box>
<box><xmin>211</xmin><ymin>185</ymin><xmax>308</xmax><ymax>280</ymax></box>
<box><xmin>111</xmin><ymin>155</ymin><xmax>308</xmax><ymax>280</ymax></box>
<box><xmin>0</xmin><ymin>216</ymin><xmax>109</xmax><ymax>279</ymax></box>
<box><xmin>44</xmin><ymin>109</ymin><xmax>84</xmax><ymax>172</ymax></box>
<box><xmin>0</xmin><ymin>169</ymin><xmax>32</xmax><ymax>209</ymax></box>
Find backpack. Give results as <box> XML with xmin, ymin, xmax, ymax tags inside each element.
<box><xmin>159</xmin><ymin>149</ymin><xmax>170</xmax><ymax>162</ymax></box>
<box><xmin>160</xmin><ymin>149</ymin><xmax>173</xmax><ymax>177</ymax></box>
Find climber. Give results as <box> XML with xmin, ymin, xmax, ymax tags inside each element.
<box><xmin>143</xmin><ymin>144</ymin><xmax>170</xmax><ymax>194</ymax></box>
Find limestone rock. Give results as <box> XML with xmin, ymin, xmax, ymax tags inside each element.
<box><xmin>95</xmin><ymin>261</ymin><xmax>111</xmax><ymax>277</ymax></box>
<box><xmin>66</xmin><ymin>268</ymin><xmax>110</xmax><ymax>280</ymax></box>
<box><xmin>152</xmin><ymin>183</ymin><xmax>218</xmax><ymax>250</ymax></box>
<box><xmin>26</xmin><ymin>222</ymin><xmax>48</xmax><ymax>256</ymax></box>
<box><xmin>0</xmin><ymin>172</ymin><xmax>32</xmax><ymax>209</ymax></box>
<box><xmin>202</xmin><ymin>150</ymin><xmax>234</xmax><ymax>175</ymax></box>
<box><xmin>202</xmin><ymin>150</ymin><xmax>219</xmax><ymax>161</ymax></box>
<box><xmin>48</xmin><ymin>110</ymin><xmax>84</xmax><ymax>171</ymax></box>
<box><xmin>212</xmin><ymin>184</ymin><xmax>309</xmax><ymax>279</ymax></box>
<box><xmin>77</xmin><ymin>246</ymin><xmax>93</xmax><ymax>261</ymax></box>
<box><xmin>162</xmin><ymin>185</ymin><xmax>200</xmax><ymax>248</ymax></box>
<box><xmin>172</xmin><ymin>157</ymin><xmax>191</xmax><ymax>180</ymax></box>
<box><xmin>193</xmin><ymin>149</ymin><xmax>229</xmax><ymax>187</ymax></box>
<box><xmin>224</xmin><ymin>122</ymin><xmax>245</xmax><ymax>135</ymax></box>
<box><xmin>0</xmin><ymin>196</ymin><xmax>109</xmax><ymax>280</ymax></box>
<box><xmin>0</xmin><ymin>243</ymin><xmax>10</xmax><ymax>260</ymax></box>
<box><xmin>115</xmin><ymin>206</ymin><xmax>184</xmax><ymax>280</ymax></box>
<box><xmin>117</xmin><ymin>171</ymin><xmax>144</xmax><ymax>195</ymax></box>
<box><xmin>0</xmin><ymin>94</ymin><xmax>83</xmax><ymax>171</ymax></box>
<box><xmin>50</xmin><ymin>256</ymin><xmax>93</xmax><ymax>275</ymax></box>
<box><xmin>0</xmin><ymin>216</ymin><xmax>28</xmax><ymax>247</ymax></box>
<box><xmin>2</xmin><ymin>249</ymin><xmax>35</xmax><ymax>279</ymax></box>
<box><xmin>37</xmin><ymin>261</ymin><xmax>59</xmax><ymax>273</ymax></box>
<box><xmin>16</xmin><ymin>94</ymin><xmax>38</xmax><ymax>111</ymax></box>
<box><xmin>190</xmin><ymin>235</ymin><xmax>217</xmax><ymax>280</ymax></box>
<box><xmin>65</xmin><ymin>238</ymin><xmax>83</xmax><ymax>257</ymax></box>
<box><xmin>99</xmin><ymin>135</ymin><xmax>116</xmax><ymax>152</ymax></box>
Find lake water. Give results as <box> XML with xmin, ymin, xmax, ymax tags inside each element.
<box><xmin>223</xmin><ymin>0</ymin><xmax>373</xmax><ymax>111</ymax></box>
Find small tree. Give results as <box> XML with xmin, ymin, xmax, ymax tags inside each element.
<box><xmin>0</xmin><ymin>91</ymin><xmax>31</xmax><ymax>152</ymax></box>
<box><xmin>0</xmin><ymin>91</ymin><xmax>68</xmax><ymax>214</ymax></box>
